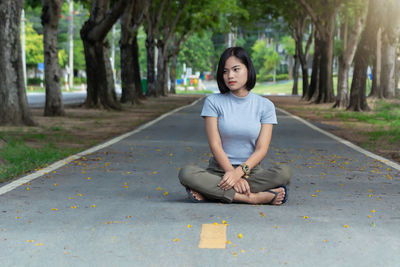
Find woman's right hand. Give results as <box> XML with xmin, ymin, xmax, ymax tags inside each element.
<box><xmin>233</xmin><ymin>179</ymin><xmax>250</xmax><ymax>195</ymax></box>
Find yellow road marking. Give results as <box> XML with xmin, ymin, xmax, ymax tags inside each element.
<box><xmin>198</xmin><ymin>224</ymin><xmax>227</xmax><ymax>249</ymax></box>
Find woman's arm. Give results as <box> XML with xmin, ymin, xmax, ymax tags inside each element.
<box><xmin>219</xmin><ymin>124</ymin><xmax>273</xmax><ymax>193</ymax></box>
<box><xmin>205</xmin><ymin>116</ymin><xmax>234</xmax><ymax>172</ymax></box>
<box><xmin>242</xmin><ymin>123</ymin><xmax>273</xmax><ymax>170</ymax></box>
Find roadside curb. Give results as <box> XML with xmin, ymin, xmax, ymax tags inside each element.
<box><xmin>278</xmin><ymin>107</ymin><xmax>400</xmax><ymax>171</ymax></box>
<box><xmin>0</xmin><ymin>97</ymin><xmax>205</xmax><ymax>196</ymax></box>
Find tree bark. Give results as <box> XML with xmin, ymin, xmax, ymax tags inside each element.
<box><xmin>305</xmin><ymin>32</ymin><xmax>321</xmax><ymax>101</ymax></box>
<box><xmin>334</xmin><ymin>7</ymin><xmax>366</xmax><ymax>108</ymax></box>
<box><xmin>292</xmin><ymin>54</ymin><xmax>299</xmax><ymax>95</ymax></box>
<box><xmin>120</xmin><ymin>0</ymin><xmax>146</xmax><ymax>104</ymax></box>
<box><xmin>348</xmin><ymin>0</ymin><xmax>379</xmax><ymax>112</ymax></box>
<box><xmin>145</xmin><ymin>36</ymin><xmax>157</xmax><ymax>96</ymax></box>
<box><xmin>41</xmin><ymin>0</ymin><xmax>65</xmax><ymax>116</ymax></box>
<box><xmin>0</xmin><ymin>0</ymin><xmax>35</xmax><ymax>126</ymax></box>
<box><xmin>370</xmin><ymin>27</ymin><xmax>382</xmax><ymax>97</ymax></box>
<box><xmin>80</xmin><ymin>0</ymin><xmax>126</xmax><ymax>109</ymax></box>
<box><xmin>169</xmin><ymin>53</ymin><xmax>178</xmax><ymax>94</ymax></box>
<box><xmin>380</xmin><ymin>0</ymin><xmax>400</xmax><ymax>98</ymax></box>
<box><xmin>288</xmin><ymin>55</ymin><xmax>294</xmax><ymax>81</ymax></box>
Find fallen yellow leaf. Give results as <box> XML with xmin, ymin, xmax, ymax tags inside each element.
<box><xmin>344</xmin><ymin>224</ymin><xmax>349</xmax><ymax>228</ymax></box>
<box><xmin>173</xmin><ymin>238</ymin><xmax>179</xmax><ymax>242</ymax></box>
<box><xmin>26</xmin><ymin>240</ymin><xmax>34</xmax><ymax>243</ymax></box>
<box><xmin>51</xmin><ymin>208</ymin><xmax>58</xmax><ymax>211</ymax></box>
<box><xmin>237</xmin><ymin>233</ymin><xmax>243</xmax><ymax>239</ymax></box>
<box><xmin>164</xmin><ymin>191</ymin><xmax>168</xmax><ymax>196</ymax></box>
<box><xmin>303</xmin><ymin>216</ymin><xmax>309</xmax><ymax>219</ymax></box>
<box><xmin>36</xmin><ymin>243</ymin><xmax>44</xmax><ymax>246</ymax></box>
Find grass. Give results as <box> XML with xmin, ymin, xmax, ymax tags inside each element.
<box><xmin>0</xmin><ymin>138</ymin><xmax>79</xmax><ymax>183</ymax></box>
<box><xmin>332</xmin><ymin>100</ymin><xmax>400</xmax><ymax>143</ymax></box>
<box><xmin>176</xmin><ymin>89</ymin><xmax>214</xmax><ymax>94</ymax></box>
<box><xmin>252</xmin><ymin>77</ymin><xmax>371</xmax><ymax>96</ymax></box>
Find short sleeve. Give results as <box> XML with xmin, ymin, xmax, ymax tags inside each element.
<box><xmin>201</xmin><ymin>96</ymin><xmax>218</xmax><ymax>118</ymax></box>
<box><xmin>261</xmin><ymin>100</ymin><xmax>278</xmax><ymax>124</ymax></box>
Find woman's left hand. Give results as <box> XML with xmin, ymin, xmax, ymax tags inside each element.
<box><xmin>218</xmin><ymin>169</ymin><xmax>242</xmax><ymax>190</ymax></box>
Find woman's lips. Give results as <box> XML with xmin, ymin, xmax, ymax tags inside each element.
<box><xmin>228</xmin><ymin>81</ymin><xmax>236</xmax><ymax>85</ymax></box>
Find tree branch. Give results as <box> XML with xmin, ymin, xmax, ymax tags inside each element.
<box><xmin>89</xmin><ymin>0</ymin><xmax>128</xmax><ymax>41</ymax></box>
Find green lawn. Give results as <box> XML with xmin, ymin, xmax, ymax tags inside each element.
<box><xmin>252</xmin><ymin>77</ymin><xmax>371</xmax><ymax>96</ymax></box>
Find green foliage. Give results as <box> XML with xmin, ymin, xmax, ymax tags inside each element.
<box><xmin>252</xmin><ymin>40</ymin><xmax>270</xmax><ymax>73</ymax></box>
<box><xmin>178</xmin><ymin>32</ymin><xmax>214</xmax><ymax>74</ymax></box>
<box><xmin>24</xmin><ymin>21</ymin><xmax>44</xmax><ymax>67</ymax></box>
<box><xmin>252</xmin><ymin>39</ymin><xmax>281</xmax><ymax>81</ymax></box>
<box><xmin>281</xmin><ymin>35</ymin><xmax>295</xmax><ymax>56</ymax></box>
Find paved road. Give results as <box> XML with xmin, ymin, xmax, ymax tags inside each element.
<box><xmin>1</xmin><ymin>98</ymin><xmax>400</xmax><ymax>266</ymax></box>
<box><xmin>27</xmin><ymin>86</ymin><xmax>122</xmax><ymax>108</ymax></box>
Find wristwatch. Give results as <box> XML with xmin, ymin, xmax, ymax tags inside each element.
<box><xmin>240</xmin><ymin>163</ymin><xmax>250</xmax><ymax>178</ymax></box>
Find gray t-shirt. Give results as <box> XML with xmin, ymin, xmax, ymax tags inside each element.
<box><xmin>201</xmin><ymin>91</ymin><xmax>277</xmax><ymax>165</ymax></box>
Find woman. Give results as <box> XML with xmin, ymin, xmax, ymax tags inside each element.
<box><xmin>179</xmin><ymin>47</ymin><xmax>292</xmax><ymax>205</ymax></box>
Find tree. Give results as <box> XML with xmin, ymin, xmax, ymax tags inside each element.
<box><xmin>0</xmin><ymin>0</ymin><xmax>35</xmax><ymax>125</ymax></box>
<box><xmin>41</xmin><ymin>0</ymin><xmax>65</xmax><ymax>116</ymax></box>
<box><xmin>144</xmin><ymin>0</ymin><xmax>186</xmax><ymax>97</ymax></box>
<box><xmin>120</xmin><ymin>0</ymin><xmax>148</xmax><ymax>104</ymax></box>
<box><xmin>80</xmin><ymin>0</ymin><xmax>127</xmax><ymax>109</ymax></box>
<box><xmin>379</xmin><ymin>0</ymin><xmax>400</xmax><ymax>98</ymax></box>
<box><xmin>333</xmin><ymin>0</ymin><xmax>367</xmax><ymax>108</ymax></box>
<box><xmin>347</xmin><ymin>0</ymin><xmax>378</xmax><ymax>111</ymax></box>
<box><xmin>300</xmin><ymin>0</ymin><xmax>344</xmax><ymax>103</ymax></box>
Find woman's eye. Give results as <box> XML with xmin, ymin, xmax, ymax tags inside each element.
<box><xmin>234</xmin><ymin>68</ymin><xmax>239</xmax><ymax>72</ymax></box>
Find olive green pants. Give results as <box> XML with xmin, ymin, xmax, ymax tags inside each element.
<box><xmin>178</xmin><ymin>158</ymin><xmax>292</xmax><ymax>203</ymax></box>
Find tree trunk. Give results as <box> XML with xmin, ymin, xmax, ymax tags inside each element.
<box><xmin>42</xmin><ymin>0</ymin><xmax>65</xmax><ymax>116</ymax></box>
<box><xmin>380</xmin><ymin>1</ymin><xmax>400</xmax><ymax>98</ymax></box>
<box><xmin>334</xmin><ymin>59</ymin><xmax>349</xmax><ymax>108</ymax></box>
<box><xmin>145</xmin><ymin>36</ymin><xmax>157</xmax><ymax>97</ymax></box>
<box><xmin>0</xmin><ymin>0</ymin><xmax>35</xmax><ymax>126</ymax></box>
<box><xmin>305</xmin><ymin>34</ymin><xmax>321</xmax><ymax>101</ymax></box>
<box><xmin>315</xmin><ymin>16</ymin><xmax>335</xmax><ymax>103</ymax></box>
<box><xmin>334</xmin><ymin>7</ymin><xmax>366</xmax><ymax>108</ymax></box>
<box><xmin>79</xmin><ymin>0</ymin><xmax>126</xmax><ymax>109</ymax></box>
<box><xmin>292</xmin><ymin>54</ymin><xmax>299</xmax><ymax>95</ymax></box>
<box><xmin>81</xmin><ymin>30</ymin><xmax>120</xmax><ymax>109</ymax></box>
<box><xmin>156</xmin><ymin>42</ymin><xmax>167</xmax><ymax>96</ymax></box>
<box><xmin>348</xmin><ymin>0</ymin><xmax>379</xmax><ymax>111</ymax></box>
<box><xmin>120</xmin><ymin>0</ymin><xmax>145</xmax><ymax>104</ymax></box>
<box><xmin>169</xmin><ymin>53</ymin><xmax>178</xmax><ymax>94</ymax></box>
<box><xmin>288</xmin><ymin>55</ymin><xmax>293</xmax><ymax>81</ymax></box>
<box><xmin>370</xmin><ymin>27</ymin><xmax>382</xmax><ymax>97</ymax></box>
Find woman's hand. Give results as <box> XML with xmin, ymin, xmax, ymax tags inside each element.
<box><xmin>218</xmin><ymin>169</ymin><xmax>242</xmax><ymax>190</ymax></box>
<box><xmin>234</xmin><ymin>179</ymin><xmax>250</xmax><ymax>195</ymax></box>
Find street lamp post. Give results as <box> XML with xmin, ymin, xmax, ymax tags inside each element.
<box><xmin>68</xmin><ymin>0</ymin><xmax>74</xmax><ymax>89</ymax></box>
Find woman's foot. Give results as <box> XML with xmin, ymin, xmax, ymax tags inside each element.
<box><xmin>186</xmin><ymin>188</ymin><xmax>205</xmax><ymax>202</ymax></box>
<box><xmin>234</xmin><ymin>187</ymin><xmax>286</xmax><ymax>205</ymax></box>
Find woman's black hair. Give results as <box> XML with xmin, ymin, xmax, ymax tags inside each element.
<box><xmin>216</xmin><ymin>47</ymin><xmax>256</xmax><ymax>94</ymax></box>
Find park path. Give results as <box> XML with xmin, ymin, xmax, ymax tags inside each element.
<box><xmin>1</xmin><ymin>97</ymin><xmax>400</xmax><ymax>266</ymax></box>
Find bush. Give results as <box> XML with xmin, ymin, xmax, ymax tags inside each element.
<box><xmin>74</xmin><ymin>77</ymin><xmax>87</xmax><ymax>84</ymax></box>
<box><xmin>276</xmin><ymin>74</ymin><xmax>289</xmax><ymax>81</ymax></box>
<box><xmin>27</xmin><ymin>77</ymin><xmax>43</xmax><ymax>85</ymax></box>
<box><xmin>258</xmin><ymin>73</ymin><xmax>289</xmax><ymax>82</ymax></box>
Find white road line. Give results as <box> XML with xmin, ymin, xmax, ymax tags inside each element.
<box><xmin>277</xmin><ymin>107</ymin><xmax>400</xmax><ymax>171</ymax></box>
<box><xmin>0</xmin><ymin>97</ymin><xmax>204</xmax><ymax>196</ymax></box>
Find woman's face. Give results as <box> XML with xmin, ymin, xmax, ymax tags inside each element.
<box><xmin>223</xmin><ymin>56</ymin><xmax>248</xmax><ymax>94</ymax></box>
